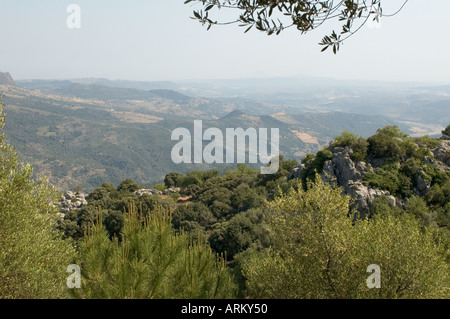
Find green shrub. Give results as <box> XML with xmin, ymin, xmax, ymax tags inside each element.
<box><xmin>362</xmin><ymin>165</ymin><xmax>400</xmax><ymax>195</ymax></box>
<box><xmin>332</xmin><ymin>131</ymin><xmax>358</xmax><ymax>148</ymax></box>
<box><xmin>414</xmin><ymin>135</ymin><xmax>440</xmax><ymax>149</ymax></box>
<box><xmin>154</xmin><ymin>183</ymin><xmax>166</xmax><ymax>191</ymax></box>
<box><xmin>332</xmin><ymin>131</ymin><xmax>368</xmax><ymax>161</ymax></box>
<box><xmin>117</xmin><ymin>178</ymin><xmax>140</xmax><ymax>193</ymax></box>
<box><xmin>301</xmin><ymin>149</ymin><xmax>333</xmax><ymax>184</ymax></box>
<box><xmin>208</xmin><ymin>208</ymin><xmax>270</xmax><ymax>259</ymax></box>
<box><xmin>164</xmin><ymin>172</ymin><xmax>183</xmax><ymax>187</ymax></box>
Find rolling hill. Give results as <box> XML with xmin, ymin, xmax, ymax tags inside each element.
<box><xmin>1</xmin><ymin>73</ymin><xmax>422</xmax><ymax>191</ymax></box>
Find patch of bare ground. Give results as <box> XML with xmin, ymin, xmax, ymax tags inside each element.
<box><xmin>291</xmin><ymin>130</ymin><xmax>320</xmax><ymax>145</ymax></box>
<box><xmin>113</xmin><ymin>111</ymin><xmax>163</xmax><ymax>124</ymax></box>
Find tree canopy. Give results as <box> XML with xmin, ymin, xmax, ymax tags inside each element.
<box><xmin>239</xmin><ymin>176</ymin><xmax>450</xmax><ymax>298</ymax></box>
<box><xmin>70</xmin><ymin>203</ymin><xmax>237</xmax><ymax>299</ymax></box>
<box><xmin>185</xmin><ymin>0</ymin><xmax>409</xmax><ymax>53</ymax></box>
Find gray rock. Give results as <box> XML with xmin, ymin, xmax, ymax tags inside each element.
<box><xmin>346</xmin><ymin>181</ymin><xmax>371</xmax><ymax>217</ymax></box>
<box><xmin>72</xmin><ymin>200</ymin><xmax>82</xmax><ymax>208</ymax></box>
<box><xmin>355</xmin><ymin>161</ymin><xmax>367</xmax><ymax>172</ymax></box>
<box><xmin>346</xmin><ymin>181</ymin><xmax>396</xmax><ymax>218</ymax></box>
<box><xmin>332</xmin><ymin>146</ymin><xmax>345</xmax><ymax>154</ymax></box>
<box><xmin>321</xmin><ymin>160</ymin><xmax>337</xmax><ymax>185</ymax></box>
<box><xmin>61</xmin><ymin>199</ymin><xmax>71</xmax><ymax>208</ymax></box>
<box><xmin>289</xmin><ymin>139</ymin><xmax>450</xmax><ymax>219</ymax></box>
<box><xmin>64</xmin><ymin>191</ymin><xmax>75</xmax><ymax>200</ymax></box>
<box><xmin>386</xmin><ymin>195</ymin><xmax>396</xmax><ymax>207</ymax></box>
<box><xmin>321</xmin><ymin>147</ymin><xmax>363</xmax><ymax>189</ymax></box>
<box><xmin>134</xmin><ymin>189</ymin><xmax>154</xmax><ymax>196</ymax></box>
<box><xmin>415</xmin><ymin>174</ymin><xmax>431</xmax><ymax>196</ymax></box>
<box><xmin>432</xmin><ymin>140</ymin><xmax>450</xmax><ymax>164</ymax></box>
<box><xmin>57</xmin><ymin>191</ymin><xmax>88</xmax><ymax>213</ymax></box>
<box><xmin>288</xmin><ymin>146</ymin><xmax>399</xmax><ymax>219</ymax></box>
<box><xmin>288</xmin><ymin>164</ymin><xmax>305</xmax><ymax>180</ymax></box>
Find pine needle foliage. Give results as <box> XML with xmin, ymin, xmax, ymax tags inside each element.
<box><xmin>70</xmin><ymin>203</ymin><xmax>237</xmax><ymax>299</ymax></box>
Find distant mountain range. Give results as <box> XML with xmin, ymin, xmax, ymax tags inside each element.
<box><xmin>17</xmin><ymin>75</ymin><xmax>450</xmax><ymax>130</ymax></box>
<box><xmin>1</xmin><ymin>71</ymin><xmax>448</xmax><ymax>191</ymax></box>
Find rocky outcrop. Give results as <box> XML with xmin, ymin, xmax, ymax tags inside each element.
<box><xmin>289</xmin><ymin>144</ymin><xmax>434</xmax><ymax>218</ymax></box>
<box><xmin>134</xmin><ymin>187</ymin><xmax>181</xmax><ymax>197</ymax></box>
<box><xmin>321</xmin><ymin>147</ymin><xmax>369</xmax><ymax>188</ymax></box>
<box><xmin>345</xmin><ymin>181</ymin><xmax>397</xmax><ymax>218</ymax></box>
<box><xmin>58</xmin><ymin>191</ymin><xmax>88</xmax><ymax>214</ymax></box>
<box><xmin>134</xmin><ymin>189</ymin><xmax>157</xmax><ymax>196</ymax></box>
<box><xmin>0</xmin><ymin>72</ymin><xmax>17</xmax><ymax>86</ymax></box>
<box><xmin>432</xmin><ymin>140</ymin><xmax>450</xmax><ymax>166</ymax></box>
<box><xmin>57</xmin><ymin>186</ymin><xmax>183</xmax><ymax>215</ymax></box>
<box><xmin>414</xmin><ymin>173</ymin><xmax>431</xmax><ymax>197</ymax></box>
<box><xmin>289</xmin><ymin>164</ymin><xmax>305</xmax><ymax>180</ymax></box>
<box><xmin>317</xmin><ymin>147</ymin><xmax>399</xmax><ymax>218</ymax></box>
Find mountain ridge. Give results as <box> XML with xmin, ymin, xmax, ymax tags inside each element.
<box><xmin>0</xmin><ymin>72</ymin><xmax>16</xmax><ymax>86</ymax></box>
<box><xmin>1</xmin><ymin>81</ymin><xmax>405</xmax><ymax>191</ymax></box>
<box><xmin>1</xmin><ymin>71</ymin><xmax>444</xmax><ymax>191</ymax></box>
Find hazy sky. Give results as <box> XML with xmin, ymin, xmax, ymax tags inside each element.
<box><xmin>1</xmin><ymin>0</ymin><xmax>450</xmax><ymax>84</ymax></box>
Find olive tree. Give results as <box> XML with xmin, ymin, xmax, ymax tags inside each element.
<box><xmin>239</xmin><ymin>175</ymin><xmax>450</xmax><ymax>298</ymax></box>
<box><xmin>0</xmin><ymin>99</ymin><xmax>76</xmax><ymax>298</ymax></box>
<box><xmin>185</xmin><ymin>0</ymin><xmax>409</xmax><ymax>53</ymax></box>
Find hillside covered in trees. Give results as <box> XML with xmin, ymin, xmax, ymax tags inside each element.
<box><xmin>1</xmin><ymin>96</ymin><xmax>449</xmax><ymax>298</ymax></box>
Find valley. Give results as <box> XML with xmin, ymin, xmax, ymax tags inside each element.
<box><xmin>2</xmin><ymin>73</ymin><xmax>448</xmax><ymax>192</ymax></box>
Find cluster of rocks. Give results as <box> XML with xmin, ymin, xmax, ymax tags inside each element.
<box><xmin>134</xmin><ymin>189</ymin><xmax>157</xmax><ymax>196</ymax></box>
<box><xmin>319</xmin><ymin>146</ymin><xmax>398</xmax><ymax>218</ymax></box>
<box><xmin>56</xmin><ymin>186</ymin><xmax>182</xmax><ymax>216</ymax></box>
<box><xmin>58</xmin><ymin>191</ymin><xmax>88</xmax><ymax>214</ymax></box>
<box><xmin>133</xmin><ymin>187</ymin><xmax>181</xmax><ymax>197</ymax></box>
<box><xmin>289</xmin><ymin>140</ymin><xmax>450</xmax><ymax>218</ymax></box>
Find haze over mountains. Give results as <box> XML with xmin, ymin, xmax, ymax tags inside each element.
<box><xmin>1</xmin><ymin>71</ymin><xmax>449</xmax><ymax>191</ymax></box>
<box><xmin>17</xmin><ymin>75</ymin><xmax>450</xmax><ymax>130</ymax></box>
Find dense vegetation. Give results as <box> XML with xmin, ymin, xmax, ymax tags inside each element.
<box><xmin>69</xmin><ymin>203</ymin><xmax>236</xmax><ymax>299</ymax></box>
<box><xmin>0</xmin><ymin>99</ymin><xmax>76</xmax><ymax>298</ymax></box>
<box><xmin>240</xmin><ymin>177</ymin><xmax>449</xmax><ymax>298</ymax></box>
<box><xmin>1</xmin><ymin>96</ymin><xmax>449</xmax><ymax>298</ymax></box>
